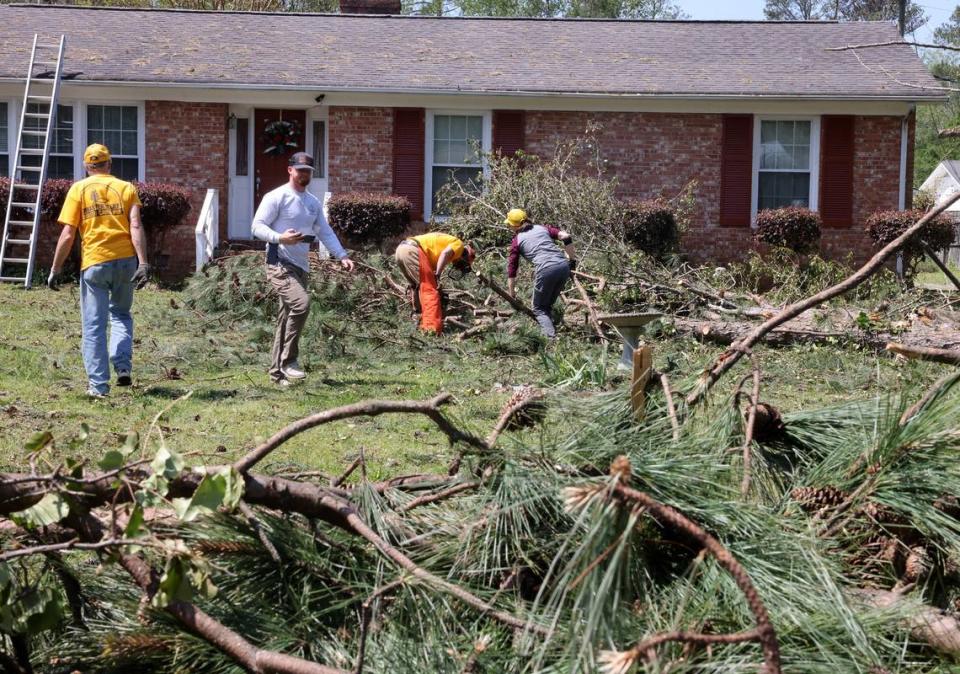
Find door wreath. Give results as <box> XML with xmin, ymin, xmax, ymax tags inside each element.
<box><xmin>262</xmin><ymin>119</ymin><xmax>301</xmax><ymax>156</ymax></box>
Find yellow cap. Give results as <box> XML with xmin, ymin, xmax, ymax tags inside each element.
<box><xmin>504</xmin><ymin>208</ymin><xmax>527</xmax><ymax>228</ymax></box>
<box><xmin>83</xmin><ymin>143</ymin><xmax>111</xmax><ymax>164</ymax></box>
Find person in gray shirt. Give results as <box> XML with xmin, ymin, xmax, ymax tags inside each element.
<box><xmin>504</xmin><ymin>208</ymin><xmax>577</xmax><ymax>339</ymax></box>
<box><xmin>251</xmin><ymin>152</ymin><xmax>354</xmax><ymax>386</ymax></box>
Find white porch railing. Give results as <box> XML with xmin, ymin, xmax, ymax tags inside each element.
<box><xmin>195</xmin><ymin>188</ymin><xmax>219</xmax><ymax>272</ymax></box>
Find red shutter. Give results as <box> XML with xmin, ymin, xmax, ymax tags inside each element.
<box><xmin>719</xmin><ymin>115</ymin><xmax>753</xmax><ymax>227</ymax></box>
<box><xmin>820</xmin><ymin>115</ymin><xmax>855</xmax><ymax>228</ymax></box>
<box><xmin>393</xmin><ymin>108</ymin><xmax>425</xmax><ymax>220</ymax></box>
<box><xmin>493</xmin><ymin>110</ymin><xmax>525</xmax><ymax>158</ymax></box>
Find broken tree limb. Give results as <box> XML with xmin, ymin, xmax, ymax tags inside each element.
<box><xmin>234</xmin><ymin>394</ymin><xmax>488</xmax><ymax>474</ymax></box>
<box><xmin>740</xmin><ymin>362</ymin><xmax>761</xmax><ymax>498</ymax></box>
<box><xmin>685</xmin><ymin>191</ymin><xmax>960</xmax><ymax>408</ymax></box>
<box><xmin>571</xmin><ymin>275</ymin><xmax>607</xmax><ymax>342</ymax></box>
<box><xmin>920</xmin><ymin>241</ymin><xmax>960</xmax><ymax>292</ymax></box>
<box><xmin>473</xmin><ymin>271</ymin><xmax>538</xmax><ymax>321</ymax></box>
<box><xmin>855</xmin><ymin>587</ymin><xmax>960</xmax><ymax>656</ymax></box>
<box><xmin>660</xmin><ymin>373</ymin><xmax>680</xmax><ymax>441</ymax></box>
<box><xmin>886</xmin><ymin>342</ymin><xmax>960</xmax><ymax>366</ymax></box>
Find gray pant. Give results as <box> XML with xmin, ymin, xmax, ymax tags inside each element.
<box><xmin>266</xmin><ymin>263</ymin><xmax>310</xmax><ymax>381</ymax></box>
<box><xmin>532</xmin><ymin>262</ymin><xmax>570</xmax><ymax>338</ymax></box>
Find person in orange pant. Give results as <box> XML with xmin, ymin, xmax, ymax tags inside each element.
<box><xmin>394</xmin><ymin>232</ymin><xmax>475</xmax><ymax>333</ymax></box>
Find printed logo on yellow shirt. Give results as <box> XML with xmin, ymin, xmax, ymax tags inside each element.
<box><xmin>81</xmin><ymin>185</ymin><xmax>126</xmax><ymax>220</ymax></box>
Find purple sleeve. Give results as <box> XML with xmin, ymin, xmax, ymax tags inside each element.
<box><xmin>507</xmin><ymin>236</ymin><xmax>520</xmax><ymax>278</ymax></box>
<box><xmin>545</xmin><ymin>225</ymin><xmax>562</xmax><ymax>239</ymax></box>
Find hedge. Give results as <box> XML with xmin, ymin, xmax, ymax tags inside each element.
<box><xmin>754</xmin><ymin>207</ymin><xmax>822</xmax><ymax>255</ymax></box>
<box><xmin>866</xmin><ymin>209</ymin><xmax>956</xmax><ymax>262</ymax></box>
<box><xmin>327</xmin><ymin>192</ymin><xmax>410</xmax><ymax>247</ymax></box>
<box><xmin>621</xmin><ymin>200</ymin><xmax>680</xmax><ymax>259</ymax></box>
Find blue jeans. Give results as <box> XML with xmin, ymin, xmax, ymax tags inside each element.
<box><xmin>79</xmin><ymin>256</ymin><xmax>137</xmax><ymax>394</ymax></box>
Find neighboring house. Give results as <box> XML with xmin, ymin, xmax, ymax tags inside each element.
<box><xmin>0</xmin><ymin>2</ymin><xmax>944</xmax><ymax>277</ymax></box>
<box><xmin>919</xmin><ymin>161</ymin><xmax>960</xmax><ymax>265</ymax></box>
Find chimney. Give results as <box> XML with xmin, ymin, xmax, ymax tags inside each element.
<box><xmin>339</xmin><ymin>0</ymin><xmax>401</xmax><ymax>14</ymax></box>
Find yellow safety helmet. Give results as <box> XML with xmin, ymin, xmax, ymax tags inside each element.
<box><xmin>504</xmin><ymin>208</ymin><xmax>528</xmax><ymax>228</ymax></box>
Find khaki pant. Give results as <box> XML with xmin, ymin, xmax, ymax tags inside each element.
<box><xmin>266</xmin><ymin>263</ymin><xmax>310</xmax><ymax>381</ymax></box>
<box><xmin>394</xmin><ymin>242</ymin><xmax>421</xmax><ymax>288</ymax></box>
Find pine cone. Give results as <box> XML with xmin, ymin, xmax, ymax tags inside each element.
<box><xmin>501</xmin><ymin>385</ymin><xmax>547</xmax><ymax>430</ymax></box>
<box><xmin>752</xmin><ymin>402</ymin><xmax>787</xmax><ymax>443</ymax></box>
<box><xmin>610</xmin><ymin>455</ymin><xmax>632</xmax><ymax>485</ymax></box>
<box><xmin>903</xmin><ymin>546</ymin><xmax>931</xmax><ymax>583</ymax></box>
<box><xmin>791</xmin><ymin>485</ymin><xmax>848</xmax><ymax>512</ymax></box>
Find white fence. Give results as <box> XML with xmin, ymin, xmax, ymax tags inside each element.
<box><xmin>195</xmin><ymin>189</ymin><xmax>219</xmax><ymax>272</ymax></box>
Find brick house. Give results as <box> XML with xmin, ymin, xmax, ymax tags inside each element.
<box><xmin>0</xmin><ymin>3</ymin><xmax>943</xmax><ymax>278</ymax></box>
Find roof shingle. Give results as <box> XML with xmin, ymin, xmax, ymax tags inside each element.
<box><xmin>0</xmin><ymin>5</ymin><xmax>943</xmax><ymax>99</ymax></box>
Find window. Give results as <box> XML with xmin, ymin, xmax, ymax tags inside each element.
<box><xmin>757</xmin><ymin>119</ymin><xmax>814</xmax><ymax>211</ymax></box>
<box><xmin>87</xmin><ymin>105</ymin><xmax>139</xmax><ymax>181</ymax></box>
<box><xmin>0</xmin><ymin>102</ymin><xmax>7</xmax><ymax>177</ymax></box>
<box><xmin>22</xmin><ymin>103</ymin><xmax>74</xmax><ymax>180</ymax></box>
<box><xmin>312</xmin><ymin>120</ymin><xmax>326</xmax><ymax>179</ymax></box>
<box><xmin>235</xmin><ymin>117</ymin><xmax>248</xmax><ymax>177</ymax></box>
<box><xmin>427</xmin><ymin>113</ymin><xmax>488</xmax><ymax>218</ymax></box>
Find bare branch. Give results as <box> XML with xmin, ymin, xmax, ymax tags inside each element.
<box><xmin>887</xmin><ymin>342</ymin><xmax>960</xmax><ymax>366</ymax></box>
<box><xmin>0</xmin><ymin>537</ymin><xmax>149</xmax><ymax>562</ymax></box>
<box><xmin>397</xmin><ymin>481</ymin><xmax>480</xmax><ymax>513</ymax></box>
<box><xmin>826</xmin><ymin>40</ymin><xmax>960</xmax><ymax>53</ymax></box>
<box><xmin>740</xmin><ymin>362</ymin><xmax>762</xmax><ymax>497</ymax></box>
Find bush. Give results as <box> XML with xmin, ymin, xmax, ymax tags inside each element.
<box><xmin>754</xmin><ymin>207</ymin><xmax>822</xmax><ymax>255</ymax></box>
<box><xmin>327</xmin><ymin>192</ymin><xmax>410</xmax><ymax>248</ymax></box>
<box><xmin>912</xmin><ymin>188</ymin><xmax>935</xmax><ymax>212</ymax></box>
<box><xmin>621</xmin><ymin>199</ymin><xmax>680</xmax><ymax>259</ymax></box>
<box><xmin>866</xmin><ymin>209</ymin><xmax>956</xmax><ymax>270</ymax></box>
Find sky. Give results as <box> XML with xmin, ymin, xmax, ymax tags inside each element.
<box><xmin>677</xmin><ymin>0</ymin><xmax>954</xmax><ymax>42</ymax></box>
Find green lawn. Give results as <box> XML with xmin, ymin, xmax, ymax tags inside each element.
<box><xmin>0</xmin><ymin>280</ymin><xmax>946</xmax><ymax>480</ymax></box>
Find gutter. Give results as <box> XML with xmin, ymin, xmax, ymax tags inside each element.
<box><xmin>0</xmin><ymin>77</ymin><xmax>947</xmax><ymax>103</ymax></box>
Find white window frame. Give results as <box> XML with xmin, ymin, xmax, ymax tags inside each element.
<box><xmin>751</xmin><ymin>115</ymin><xmax>820</xmax><ymax>224</ymax></box>
<box><xmin>1</xmin><ymin>99</ymin><xmax>13</xmax><ymax>177</ymax></box>
<box><xmin>424</xmin><ymin>110</ymin><xmax>492</xmax><ymax>222</ymax></box>
<box><xmin>80</xmin><ymin>101</ymin><xmax>145</xmax><ymax>181</ymax></box>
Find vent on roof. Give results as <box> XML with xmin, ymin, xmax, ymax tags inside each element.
<box><xmin>339</xmin><ymin>0</ymin><xmax>400</xmax><ymax>13</ymax></box>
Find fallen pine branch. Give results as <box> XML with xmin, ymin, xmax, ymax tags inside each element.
<box><xmin>886</xmin><ymin>342</ymin><xmax>960</xmax><ymax>366</ymax></box>
<box><xmin>474</xmin><ymin>271</ymin><xmax>538</xmax><ymax>322</ymax></box>
<box><xmin>740</xmin><ymin>362</ymin><xmax>761</xmax><ymax>498</ymax></box>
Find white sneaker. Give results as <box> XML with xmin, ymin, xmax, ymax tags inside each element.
<box><xmin>87</xmin><ymin>388</ymin><xmax>108</xmax><ymax>399</ymax></box>
<box><xmin>280</xmin><ymin>362</ymin><xmax>306</xmax><ymax>379</ymax></box>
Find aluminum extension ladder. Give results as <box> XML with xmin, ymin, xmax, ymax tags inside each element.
<box><xmin>0</xmin><ymin>35</ymin><xmax>65</xmax><ymax>288</ymax></box>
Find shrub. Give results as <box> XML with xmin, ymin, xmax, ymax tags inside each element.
<box><xmin>866</xmin><ymin>208</ymin><xmax>956</xmax><ymax>258</ymax></box>
<box><xmin>754</xmin><ymin>207</ymin><xmax>822</xmax><ymax>255</ymax></box>
<box><xmin>621</xmin><ymin>199</ymin><xmax>680</xmax><ymax>259</ymax></box>
<box><xmin>327</xmin><ymin>192</ymin><xmax>410</xmax><ymax>247</ymax></box>
<box><xmin>912</xmin><ymin>188</ymin><xmax>935</xmax><ymax>212</ymax></box>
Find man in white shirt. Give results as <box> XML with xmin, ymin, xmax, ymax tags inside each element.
<box><xmin>252</xmin><ymin>152</ymin><xmax>355</xmax><ymax>386</ymax></box>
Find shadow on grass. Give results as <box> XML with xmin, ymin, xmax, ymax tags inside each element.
<box><xmin>141</xmin><ymin>386</ymin><xmax>240</xmax><ymax>401</ymax></box>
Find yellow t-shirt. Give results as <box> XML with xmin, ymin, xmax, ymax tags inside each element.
<box><xmin>57</xmin><ymin>175</ymin><xmax>140</xmax><ymax>270</ymax></box>
<box><xmin>412</xmin><ymin>233</ymin><xmax>464</xmax><ymax>267</ymax></box>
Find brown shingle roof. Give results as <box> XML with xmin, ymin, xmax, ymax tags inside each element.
<box><xmin>0</xmin><ymin>4</ymin><xmax>943</xmax><ymax>99</ymax></box>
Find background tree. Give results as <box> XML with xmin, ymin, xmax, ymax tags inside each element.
<box><xmin>914</xmin><ymin>5</ymin><xmax>960</xmax><ymax>187</ymax></box>
<box><xmin>835</xmin><ymin>0</ymin><xmax>926</xmax><ymax>33</ymax></box>
<box><xmin>404</xmin><ymin>0</ymin><xmax>684</xmax><ymax>17</ymax></box>
<box><xmin>764</xmin><ymin>0</ymin><xmax>827</xmax><ymax>21</ymax></box>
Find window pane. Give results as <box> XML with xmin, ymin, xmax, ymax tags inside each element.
<box><xmin>760</xmin><ymin>119</ymin><xmax>811</xmax><ymax>171</ymax></box>
<box><xmin>434</xmin><ymin>139</ymin><xmax>448</xmax><ymax>164</ymax></box>
<box><xmin>0</xmin><ymin>101</ymin><xmax>6</xmax><ymax>155</ymax></box>
<box><xmin>121</xmin><ymin>106</ymin><xmax>137</xmax><ymax>129</ymax></box>
<box><xmin>450</xmin><ymin>116</ymin><xmax>466</xmax><ymax>139</ymax></box>
<box><xmin>793</xmin><ymin>145</ymin><xmax>809</xmax><ymax>171</ymax></box>
<box><xmin>758</xmin><ymin>171</ymin><xmax>810</xmax><ymax>210</ymax></box>
<box><xmin>311</xmin><ymin>120</ymin><xmax>325</xmax><ymax>179</ymax></box>
<box><xmin>112</xmin><ymin>157</ymin><xmax>137</xmax><ymax>181</ymax></box>
<box><xmin>236</xmin><ymin>118</ymin><xmax>249</xmax><ymax>177</ymax></box>
<box><xmin>432</xmin><ymin>165</ymin><xmax>482</xmax><ymax>216</ymax></box>
<box><xmin>449</xmin><ymin>140</ymin><xmax>468</xmax><ymax>163</ymax></box>
<box><xmin>0</xmin><ymin>156</ymin><xmax>7</xmax><ymax>178</ymax></box>
<box><xmin>435</xmin><ymin>115</ymin><xmax>450</xmax><ymax>139</ymax></box>
<box><xmin>104</xmin><ymin>106</ymin><xmax>121</xmax><ymax>129</ymax></box>
<box><xmin>121</xmin><ymin>131</ymin><xmax>137</xmax><ymax>156</ymax></box>
<box><xmin>88</xmin><ymin>105</ymin><xmax>102</xmax><ymax>129</ymax></box>
<box><xmin>795</xmin><ymin>121</ymin><xmax>811</xmax><ymax>145</ymax></box>
<box><xmin>467</xmin><ymin>116</ymin><xmax>482</xmax><ymax>141</ymax></box>
<box><xmin>776</xmin><ymin>120</ymin><xmax>794</xmax><ymax>144</ymax></box>
<box><xmin>760</xmin><ymin>121</ymin><xmax>775</xmax><ymax>144</ymax></box>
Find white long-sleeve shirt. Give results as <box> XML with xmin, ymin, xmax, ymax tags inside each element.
<box><xmin>251</xmin><ymin>184</ymin><xmax>348</xmax><ymax>273</ymax></box>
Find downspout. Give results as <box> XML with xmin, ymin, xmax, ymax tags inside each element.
<box><xmin>896</xmin><ymin>108</ymin><xmax>912</xmax><ymax>276</ymax></box>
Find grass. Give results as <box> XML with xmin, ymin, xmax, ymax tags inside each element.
<box><xmin>0</xmin><ymin>280</ymin><xmax>946</xmax><ymax>481</ymax></box>
<box><xmin>914</xmin><ymin>256</ymin><xmax>960</xmax><ymax>289</ymax></box>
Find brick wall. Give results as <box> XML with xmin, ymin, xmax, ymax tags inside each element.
<box><xmin>524</xmin><ymin>110</ymin><xmax>907</xmax><ymax>266</ymax></box>
<box><xmin>145</xmin><ymin>101</ymin><xmax>228</xmax><ymax>280</ymax></box>
<box><xmin>328</xmin><ymin>106</ymin><xmax>393</xmax><ymax>194</ymax></box>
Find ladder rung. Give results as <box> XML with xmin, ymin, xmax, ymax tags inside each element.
<box><xmin>3</xmin><ymin>258</ymin><xmax>30</xmax><ymax>264</ymax></box>
<box><xmin>19</xmin><ymin>149</ymin><xmax>44</xmax><ymax>155</ymax></box>
<box><xmin>32</xmin><ymin>60</ymin><xmax>58</xmax><ymax>66</ymax></box>
<box><xmin>5</xmin><ymin>239</ymin><xmax>32</xmax><ymax>246</ymax></box>
<box><xmin>27</xmin><ymin>95</ymin><xmax>52</xmax><ymax>101</ymax></box>
<box><xmin>7</xmin><ymin>221</ymin><xmax>36</xmax><ymax>227</ymax></box>
<box><xmin>24</xmin><ymin>113</ymin><xmax>48</xmax><ymax>118</ymax></box>
<box><xmin>10</xmin><ymin>202</ymin><xmax>36</xmax><ymax>208</ymax></box>
<box><xmin>0</xmin><ymin>276</ymin><xmax>28</xmax><ymax>282</ymax></box>
<box><xmin>34</xmin><ymin>43</ymin><xmax>60</xmax><ymax>50</ymax></box>
<box><xmin>15</xmin><ymin>166</ymin><xmax>42</xmax><ymax>171</ymax></box>
<box><xmin>12</xmin><ymin>184</ymin><xmax>39</xmax><ymax>190</ymax></box>
<box><xmin>21</xmin><ymin>130</ymin><xmax>46</xmax><ymax>137</ymax></box>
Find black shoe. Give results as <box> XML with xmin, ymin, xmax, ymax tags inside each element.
<box><xmin>116</xmin><ymin>370</ymin><xmax>132</xmax><ymax>387</ymax></box>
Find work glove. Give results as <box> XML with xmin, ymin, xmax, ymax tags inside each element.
<box><xmin>568</xmin><ymin>258</ymin><xmax>578</xmax><ymax>272</ymax></box>
<box><xmin>131</xmin><ymin>263</ymin><xmax>152</xmax><ymax>290</ymax></box>
<box><xmin>47</xmin><ymin>269</ymin><xmax>61</xmax><ymax>291</ymax></box>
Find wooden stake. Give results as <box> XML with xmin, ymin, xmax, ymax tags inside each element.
<box><xmin>631</xmin><ymin>344</ymin><xmax>653</xmax><ymax>419</ymax></box>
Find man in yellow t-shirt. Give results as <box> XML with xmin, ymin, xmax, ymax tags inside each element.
<box><xmin>48</xmin><ymin>143</ymin><xmax>150</xmax><ymax>398</ymax></box>
<box><xmin>394</xmin><ymin>232</ymin><xmax>474</xmax><ymax>331</ymax></box>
